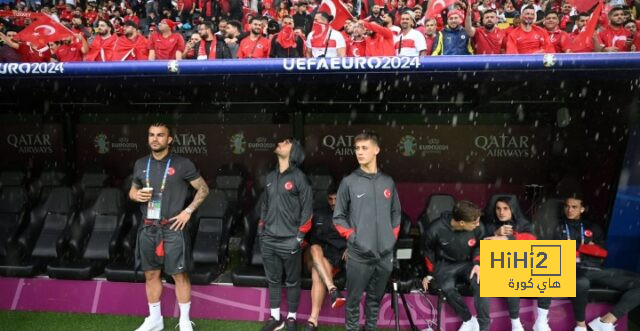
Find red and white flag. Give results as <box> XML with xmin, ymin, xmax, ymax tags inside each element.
<box><xmin>569</xmin><ymin>1</ymin><xmax>602</xmax><ymax>52</ymax></box>
<box><xmin>425</xmin><ymin>0</ymin><xmax>457</xmax><ymax>19</ymax></box>
<box><xmin>310</xmin><ymin>21</ymin><xmax>331</xmax><ymax>45</ymax></box>
<box><xmin>567</xmin><ymin>0</ymin><xmax>599</xmax><ymax>13</ymax></box>
<box><xmin>0</xmin><ymin>11</ymin><xmax>74</xmax><ymax>47</ymax></box>
<box><xmin>318</xmin><ymin>0</ymin><xmax>353</xmax><ymax>30</ymax></box>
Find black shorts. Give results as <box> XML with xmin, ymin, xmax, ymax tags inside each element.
<box><xmin>309</xmin><ymin>236</ymin><xmax>345</xmax><ymax>268</ymax></box>
<box><xmin>137</xmin><ymin>225</ymin><xmax>191</xmax><ymax>275</ymax></box>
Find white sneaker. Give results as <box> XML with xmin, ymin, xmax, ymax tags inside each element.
<box><xmin>135</xmin><ymin>317</ymin><xmax>164</xmax><ymax>331</ymax></box>
<box><xmin>588</xmin><ymin>318</ymin><xmax>616</xmax><ymax>331</ymax></box>
<box><xmin>511</xmin><ymin>319</ymin><xmax>525</xmax><ymax>331</ymax></box>
<box><xmin>574</xmin><ymin>326</ymin><xmax>587</xmax><ymax>331</ymax></box>
<box><xmin>177</xmin><ymin>320</ymin><xmax>195</xmax><ymax>331</ymax></box>
<box><xmin>458</xmin><ymin>316</ymin><xmax>480</xmax><ymax>331</ymax></box>
<box><xmin>533</xmin><ymin>317</ymin><xmax>551</xmax><ymax>331</ymax></box>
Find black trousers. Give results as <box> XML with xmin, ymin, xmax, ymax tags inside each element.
<box><xmin>505</xmin><ymin>297</ymin><xmax>551</xmax><ymax>319</ymax></box>
<box><xmin>261</xmin><ymin>239</ymin><xmax>302</xmax><ymax>313</ymax></box>
<box><xmin>434</xmin><ymin>262</ymin><xmax>490</xmax><ymax>331</ymax></box>
<box><xmin>571</xmin><ymin>268</ymin><xmax>640</xmax><ymax>322</ymax></box>
<box><xmin>345</xmin><ymin>254</ymin><xmax>393</xmax><ymax>331</ymax></box>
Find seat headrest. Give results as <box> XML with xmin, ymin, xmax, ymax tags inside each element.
<box><xmin>42</xmin><ymin>187</ymin><xmax>75</xmax><ymax>213</ymax></box>
<box><xmin>426</xmin><ymin>194</ymin><xmax>456</xmax><ymax>223</ymax></box>
<box><xmin>216</xmin><ymin>175</ymin><xmax>243</xmax><ymax>189</ymax></box>
<box><xmin>36</xmin><ymin>171</ymin><xmax>67</xmax><ymax>186</ymax></box>
<box><xmin>92</xmin><ymin>188</ymin><xmax>124</xmax><ymax>215</ymax></box>
<box><xmin>0</xmin><ymin>187</ymin><xmax>28</xmax><ymax>213</ymax></box>
<box><xmin>483</xmin><ymin>193</ymin><xmax>528</xmax><ymax>223</ymax></box>
<box><xmin>308</xmin><ymin>174</ymin><xmax>333</xmax><ymax>190</ymax></box>
<box><xmin>197</xmin><ymin>190</ymin><xmax>228</xmax><ymax>218</ymax></box>
<box><xmin>0</xmin><ymin>171</ymin><xmax>26</xmax><ymax>186</ymax></box>
<box><xmin>80</xmin><ymin>173</ymin><xmax>110</xmax><ymax>188</ymax></box>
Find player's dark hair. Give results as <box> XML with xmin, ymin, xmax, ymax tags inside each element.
<box><xmin>453</xmin><ymin>200</ymin><xmax>482</xmax><ymax>222</ymax></box>
<box><xmin>149</xmin><ymin>122</ymin><xmax>173</xmax><ymax>137</ymax></box>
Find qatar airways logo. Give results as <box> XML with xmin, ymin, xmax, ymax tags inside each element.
<box><xmin>474</xmin><ymin>134</ymin><xmax>533</xmax><ymax>158</ymax></box>
<box><xmin>6</xmin><ymin>133</ymin><xmax>53</xmax><ymax>154</ymax></box>
<box><xmin>322</xmin><ymin>134</ymin><xmax>356</xmax><ymax>156</ymax></box>
<box><xmin>173</xmin><ymin>132</ymin><xmax>208</xmax><ymax>155</ymax></box>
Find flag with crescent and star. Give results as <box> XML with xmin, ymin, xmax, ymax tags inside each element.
<box><xmin>0</xmin><ymin>10</ymin><xmax>74</xmax><ymax>47</ymax></box>
<box><xmin>425</xmin><ymin>0</ymin><xmax>457</xmax><ymax>19</ymax></box>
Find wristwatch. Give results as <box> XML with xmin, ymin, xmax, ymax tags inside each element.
<box><xmin>184</xmin><ymin>207</ymin><xmax>194</xmax><ymax>214</ymax></box>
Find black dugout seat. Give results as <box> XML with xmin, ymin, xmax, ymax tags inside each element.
<box><xmin>215</xmin><ymin>164</ymin><xmax>246</xmax><ymax>221</ymax></box>
<box><xmin>0</xmin><ymin>187</ymin><xmax>29</xmax><ymax>262</ymax></box>
<box><xmin>307</xmin><ymin>166</ymin><xmax>334</xmax><ymax>209</ymax></box>
<box><xmin>75</xmin><ymin>171</ymin><xmax>111</xmax><ymax>209</ymax></box>
<box><xmin>0</xmin><ymin>170</ymin><xmax>26</xmax><ymax>188</ymax></box>
<box><xmin>47</xmin><ymin>188</ymin><xmax>125</xmax><ymax>279</ymax></box>
<box><xmin>0</xmin><ymin>187</ymin><xmax>76</xmax><ymax>277</ymax></box>
<box><xmin>231</xmin><ymin>193</ymin><xmax>268</xmax><ymax>287</ymax></box>
<box><xmin>189</xmin><ymin>190</ymin><xmax>233</xmax><ymax>284</ymax></box>
<box><xmin>28</xmin><ymin>169</ymin><xmax>68</xmax><ymax>204</ymax></box>
<box><xmin>417</xmin><ymin>194</ymin><xmax>456</xmax><ymax>257</ymax></box>
<box><xmin>104</xmin><ymin>209</ymin><xmax>145</xmax><ymax>282</ymax></box>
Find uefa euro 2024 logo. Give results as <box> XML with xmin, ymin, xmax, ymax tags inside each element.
<box><xmin>398</xmin><ymin>135</ymin><xmax>417</xmax><ymax>157</ymax></box>
<box><xmin>94</xmin><ymin>133</ymin><xmax>110</xmax><ymax>154</ymax></box>
<box><xmin>229</xmin><ymin>133</ymin><xmax>247</xmax><ymax>155</ymax></box>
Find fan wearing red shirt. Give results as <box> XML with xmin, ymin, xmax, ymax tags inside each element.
<box><xmin>237</xmin><ymin>17</ymin><xmax>271</xmax><ymax>59</ymax></box>
<box><xmin>568</xmin><ymin>12</ymin><xmax>595</xmax><ymax>53</ymax></box>
<box><xmin>86</xmin><ymin>19</ymin><xmax>118</xmax><ymax>61</ymax></box>
<box><xmin>112</xmin><ymin>21</ymin><xmax>149</xmax><ymax>61</ymax></box>
<box><xmin>423</xmin><ymin>18</ymin><xmax>437</xmax><ymax>55</ymax></box>
<box><xmin>84</xmin><ymin>6</ymin><xmax>99</xmax><ymax>26</ymax></box>
<box><xmin>149</xmin><ymin>19</ymin><xmax>186</xmax><ymax>60</ymax></box>
<box><xmin>464</xmin><ymin>7</ymin><xmax>506</xmax><ymax>54</ymax></box>
<box><xmin>0</xmin><ymin>30</ymin><xmax>51</xmax><ymax>62</ymax></box>
<box><xmin>347</xmin><ymin>21</ymin><xmax>367</xmax><ymax>56</ymax></box>
<box><xmin>50</xmin><ymin>34</ymin><xmax>88</xmax><ymax>62</ymax></box>
<box><xmin>543</xmin><ymin>11</ymin><xmax>571</xmax><ymax>53</ymax></box>
<box><xmin>506</xmin><ymin>6</ymin><xmax>555</xmax><ymax>54</ymax></box>
<box><xmin>124</xmin><ymin>8</ymin><xmax>140</xmax><ymax>27</ymax></box>
<box><xmin>359</xmin><ymin>19</ymin><xmax>396</xmax><ymax>56</ymax></box>
<box><xmin>596</xmin><ymin>7</ymin><xmax>632</xmax><ymax>52</ymax></box>
<box><xmin>624</xmin><ymin>20</ymin><xmax>640</xmax><ymax>51</ymax></box>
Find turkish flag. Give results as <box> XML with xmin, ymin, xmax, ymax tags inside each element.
<box><xmin>16</xmin><ymin>14</ymin><xmax>74</xmax><ymax>47</ymax></box>
<box><xmin>311</xmin><ymin>21</ymin><xmax>331</xmax><ymax>45</ymax></box>
<box><xmin>318</xmin><ymin>0</ymin><xmax>354</xmax><ymax>30</ymax></box>
<box><xmin>425</xmin><ymin>0</ymin><xmax>457</xmax><ymax>19</ymax></box>
<box><xmin>569</xmin><ymin>1</ymin><xmax>602</xmax><ymax>52</ymax></box>
<box><xmin>567</xmin><ymin>0</ymin><xmax>599</xmax><ymax>13</ymax></box>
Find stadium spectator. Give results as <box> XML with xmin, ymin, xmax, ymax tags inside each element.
<box><xmin>237</xmin><ymin>17</ymin><xmax>270</xmax><ymax>58</ymax></box>
<box><xmin>0</xmin><ymin>29</ymin><xmax>21</xmax><ymax>62</ymax></box>
<box><xmin>86</xmin><ymin>19</ymin><xmax>117</xmax><ymax>61</ymax></box>
<box><xmin>395</xmin><ymin>10</ymin><xmax>427</xmax><ymax>56</ymax></box>
<box><xmin>543</xmin><ymin>11</ymin><xmax>571</xmax><ymax>53</ymax></box>
<box><xmin>185</xmin><ymin>21</ymin><xmax>235</xmax><ymax>59</ymax></box>
<box><xmin>624</xmin><ymin>19</ymin><xmax>640</xmax><ymax>51</ymax></box>
<box><xmin>302</xmin><ymin>187</ymin><xmax>346</xmax><ymax>331</ymax></box>
<box><xmin>148</xmin><ymin>19</ymin><xmax>185</xmax><ymax>60</ymax></box>
<box><xmin>423</xmin><ymin>18</ymin><xmax>437</xmax><ymax>54</ymax></box>
<box><xmin>130</xmin><ymin>122</ymin><xmax>209</xmax><ymax>331</ymax></box>
<box><xmin>259</xmin><ymin>138</ymin><xmax>313</xmax><ymax>331</ymax></box>
<box><xmin>111</xmin><ymin>21</ymin><xmax>149</xmax><ymax>61</ymax></box>
<box><xmin>465</xmin><ymin>7</ymin><xmax>506</xmax><ymax>54</ymax></box>
<box><xmin>422</xmin><ymin>201</ymin><xmax>490</xmax><ymax>331</ymax></box>
<box><xmin>357</xmin><ymin>19</ymin><xmax>395</xmax><ymax>56</ymax></box>
<box><xmin>567</xmin><ymin>12</ymin><xmax>595</xmax><ymax>52</ymax></box>
<box><xmin>483</xmin><ymin>197</ymin><xmax>552</xmax><ymax>331</ymax></box>
<box><xmin>124</xmin><ymin>7</ymin><xmax>141</xmax><ymax>27</ymax></box>
<box><xmin>365</xmin><ymin>4</ymin><xmax>384</xmax><ymax>26</ymax></box>
<box><xmin>223</xmin><ymin>20</ymin><xmax>243</xmax><ymax>58</ymax></box>
<box><xmin>347</xmin><ymin>20</ymin><xmax>366</xmax><ymax>56</ymax></box>
<box><xmin>270</xmin><ymin>16</ymin><xmax>305</xmax><ymax>58</ymax></box>
<box><xmin>333</xmin><ymin>131</ymin><xmax>401</xmax><ymax>331</ymax></box>
<box><xmin>216</xmin><ymin>18</ymin><xmax>228</xmax><ymax>36</ymax></box>
<box><xmin>595</xmin><ymin>7</ymin><xmax>632</xmax><ymax>52</ymax></box>
<box><xmin>293</xmin><ymin>2</ymin><xmax>312</xmax><ymax>34</ymax></box>
<box><xmin>49</xmin><ymin>33</ymin><xmax>88</xmax><ymax>62</ymax></box>
<box><xmin>553</xmin><ymin>196</ymin><xmax>640</xmax><ymax>331</ymax></box>
<box><xmin>432</xmin><ymin>9</ymin><xmax>473</xmax><ymax>55</ymax></box>
<box><xmin>559</xmin><ymin>1</ymin><xmax>575</xmax><ymax>31</ymax></box>
<box><xmin>505</xmin><ymin>6</ymin><xmax>555</xmax><ymax>53</ymax></box>
<box><xmin>306</xmin><ymin>12</ymin><xmax>346</xmax><ymax>58</ymax></box>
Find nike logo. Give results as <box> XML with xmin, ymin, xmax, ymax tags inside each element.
<box><xmin>357</xmin><ymin>193</ymin><xmax>366</xmax><ymax>198</ymax></box>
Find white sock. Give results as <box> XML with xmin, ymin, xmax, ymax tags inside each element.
<box><xmin>271</xmin><ymin>308</ymin><xmax>280</xmax><ymax>320</ymax></box>
<box><xmin>179</xmin><ymin>302</ymin><xmax>191</xmax><ymax>323</ymax></box>
<box><xmin>537</xmin><ymin>307</ymin><xmax>549</xmax><ymax>320</ymax></box>
<box><xmin>575</xmin><ymin>327</ymin><xmax>587</xmax><ymax>331</ymax></box>
<box><xmin>287</xmin><ymin>312</ymin><xmax>296</xmax><ymax>320</ymax></box>
<box><xmin>148</xmin><ymin>302</ymin><xmax>162</xmax><ymax>320</ymax></box>
<box><xmin>512</xmin><ymin>318</ymin><xmax>521</xmax><ymax>325</ymax></box>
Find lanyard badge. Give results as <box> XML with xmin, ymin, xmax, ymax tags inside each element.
<box><xmin>145</xmin><ymin>156</ymin><xmax>172</xmax><ymax>220</ymax></box>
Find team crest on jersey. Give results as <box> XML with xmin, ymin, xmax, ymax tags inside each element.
<box><xmin>284</xmin><ymin>181</ymin><xmax>294</xmax><ymax>191</ymax></box>
<box><xmin>167</xmin><ymin>167</ymin><xmax>176</xmax><ymax>176</ymax></box>
<box><xmin>468</xmin><ymin>238</ymin><xmax>476</xmax><ymax>247</ymax></box>
<box><xmin>383</xmin><ymin>188</ymin><xmax>392</xmax><ymax>199</ymax></box>
<box><xmin>584</xmin><ymin>230</ymin><xmax>593</xmax><ymax>237</ymax></box>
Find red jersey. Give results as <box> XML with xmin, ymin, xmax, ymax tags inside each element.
<box><xmin>598</xmin><ymin>26</ymin><xmax>632</xmax><ymax>51</ymax></box>
<box><xmin>547</xmin><ymin>28</ymin><xmax>571</xmax><ymax>53</ymax></box>
<box><xmin>86</xmin><ymin>34</ymin><xmax>118</xmax><ymax>62</ymax></box>
<box><xmin>362</xmin><ymin>21</ymin><xmax>395</xmax><ymax>56</ymax></box>
<box><xmin>425</xmin><ymin>34</ymin><xmax>436</xmax><ymax>55</ymax></box>
<box><xmin>112</xmin><ymin>35</ymin><xmax>149</xmax><ymax>61</ymax></box>
<box><xmin>347</xmin><ymin>39</ymin><xmax>367</xmax><ymax>57</ymax></box>
<box><xmin>505</xmin><ymin>25</ymin><xmax>555</xmax><ymax>54</ymax></box>
<box><xmin>237</xmin><ymin>36</ymin><xmax>271</xmax><ymax>59</ymax></box>
<box><xmin>569</xmin><ymin>29</ymin><xmax>595</xmax><ymax>53</ymax></box>
<box><xmin>149</xmin><ymin>32</ymin><xmax>185</xmax><ymax>60</ymax></box>
<box><xmin>53</xmin><ymin>40</ymin><xmax>84</xmax><ymax>62</ymax></box>
<box><xmin>17</xmin><ymin>43</ymin><xmax>51</xmax><ymax>62</ymax></box>
<box><xmin>84</xmin><ymin>11</ymin><xmax>98</xmax><ymax>25</ymax></box>
<box><xmin>473</xmin><ymin>27</ymin><xmax>507</xmax><ymax>54</ymax></box>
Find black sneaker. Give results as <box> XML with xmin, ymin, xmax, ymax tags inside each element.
<box><xmin>285</xmin><ymin>317</ymin><xmax>297</xmax><ymax>331</ymax></box>
<box><xmin>260</xmin><ymin>316</ymin><xmax>284</xmax><ymax>331</ymax></box>
<box><xmin>330</xmin><ymin>288</ymin><xmax>346</xmax><ymax>309</ymax></box>
<box><xmin>303</xmin><ymin>321</ymin><xmax>318</xmax><ymax>331</ymax></box>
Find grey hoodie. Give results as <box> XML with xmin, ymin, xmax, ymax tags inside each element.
<box><xmin>333</xmin><ymin>168</ymin><xmax>401</xmax><ymax>262</ymax></box>
<box><xmin>260</xmin><ymin>140</ymin><xmax>313</xmax><ymax>249</ymax></box>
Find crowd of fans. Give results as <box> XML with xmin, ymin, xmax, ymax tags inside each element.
<box><xmin>0</xmin><ymin>0</ymin><xmax>638</xmax><ymax>62</ymax></box>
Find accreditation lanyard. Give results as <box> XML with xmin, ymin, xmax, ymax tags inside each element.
<box><xmin>146</xmin><ymin>156</ymin><xmax>172</xmax><ymax>194</ymax></box>
<box><xmin>565</xmin><ymin>222</ymin><xmax>584</xmax><ymax>245</ymax></box>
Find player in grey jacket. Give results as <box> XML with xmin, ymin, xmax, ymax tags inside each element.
<box><xmin>259</xmin><ymin>138</ymin><xmax>313</xmax><ymax>331</ymax></box>
<box><xmin>333</xmin><ymin>131</ymin><xmax>401</xmax><ymax>331</ymax></box>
